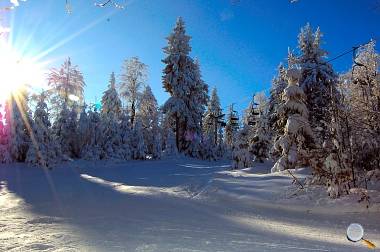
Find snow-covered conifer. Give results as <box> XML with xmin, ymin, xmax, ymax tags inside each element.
<box><xmin>151</xmin><ymin>131</ymin><xmax>162</xmax><ymax>160</ymax></box>
<box><xmin>8</xmin><ymin>88</ymin><xmax>31</xmax><ymax>162</ymax></box>
<box><xmin>137</xmin><ymin>85</ymin><xmax>160</xmax><ymax>155</ymax></box>
<box><xmin>203</xmin><ymin>87</ymin><xmax>222</xmax><ymax>145</ymax></box>
<box><xmin>249</xmin><ymin>93</ymin><xmax>271</xmax><ymax>162</ymax></box>
<box><xmin>162</xmin><ymin>17</ymin><xmax>208</xmax><ymax>155</ymax></box>
<box><xmin>164</xmin><ymin>129</ymin><xmax>178</xmax><ymax>157</ymax></box>
<box><xmin>224</xmin><ymin>105</ymin><xmax>239</xmax><ymax>150</ymax></box>
<box><xmin>118</xmin><ymin>111</ymin><xmax>132</xmax><ymax>160</ymax></box>
<box><xmin>272</xmin><ymin>68</ymin><xmax>314</xmax><ymax>172</ymax></box>
<box><xmin>268</xmin><ymin>63</ymin><xmax>288</xmax><ymax>138</ymax></box>
<box><xmin>296</xmin><ymin>24</ymin><xmax>338</xmax><ymax>145</ymax></box>
<box><xmin>130</xmin><ymin>119</ymin><xmax>146</xmax><ymax>160</ymax></box>
<box><xmin>232</xmin><ymin>126</ymin><xmax>253</xmax><ymax>169</ymax></box>
<box><xmin>52</xmin><ymin>105</ymin><xmax>71</xmax><ymax>158</ymax></box>
<box><xmin>26</xmin><ymin>93</ymin><xmax>60</xmax><ymax>168</ymax></box>
<box><xmin>0</xmin><ymin>107</ymin><xmax>11</xmax><ymax>163</ymax></box>
<box><xmin>101</xmin><ymin>72</ymin><xmax>122</xmax><ymax>118</ymax></box>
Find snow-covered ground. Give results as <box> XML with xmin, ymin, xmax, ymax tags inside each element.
<box><xmin>1</xmin><ymin>158</ymin><xmax>379</xmax><ymax>251</ymax></box>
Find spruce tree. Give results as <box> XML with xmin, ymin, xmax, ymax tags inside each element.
<box><xmin>0</xmin><ymin>107</ymin><xmax>11</xmax><ymax>163</ymax></box>
<box><xmin>272</xmin><ymin>68</ymin><xmax>314</xmax><ymax>172</ymax></box>
<box><xmin>297</xmin><ymin>24</ymin><xmax>337</xmax><ymax>146</ymax></box>
<box><xmin>130</xmin><ymin>119</ymin><xmax>146</xmax><ymax>160</ymax></box>
<box><xmin>8</xmin><ymin>88</ymin><xmax>31</xmax><ymax>162</ymax></box>
<box><xmin>101</xmin><ymin>72</ymin><xmax>122</xmax><ymax>118</ymax></box>
<box><xmin>162</xmin><ymin>17</ymin><xmax>208</xmax><ymax>155</ymax></box>
<box><xmin>26</xmin><ymin>93</ymin><xmax>60</xmax><ymax>168</ymax></box>
<box><xmin>138</xmin><ymin>85</ymin><xmax>160</xmax><ymax>155</ymax></box>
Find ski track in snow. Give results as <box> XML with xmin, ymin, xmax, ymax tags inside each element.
<box><xmin>0</xmin><ymin>158</ymin><xmax>379</xmax><ymax>251</ymax></box>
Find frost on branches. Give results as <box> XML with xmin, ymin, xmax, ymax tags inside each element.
<box><xmin>272</xmin><ymin>68</ymin><xmax>313</xmax><ymax>172</ymax></box>
<box><xmin>47</xmin><ymin>57</ymin><xmax>85</xmax><ymax>119</ymax></box>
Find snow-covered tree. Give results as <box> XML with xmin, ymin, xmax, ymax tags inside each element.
<box><xmin>118</xmin><ymin>111</ymin><xmax>132</xmax><ymax>160</ymax></box>
<box><xmin>0</xmin><ymin>107</ymin><xmax>11</xmax><ymax>163</ymax></box>
<box><xmin>52</xmin><ymin>105</ymin><xmax>71</xmax><ymax>158</ymax></box>
<box><xmin>296</xmin><ymin>23</ymin><xmax>337</xmax><ymax>146</ymax></box>
<box><xmin>224</xmin><ymin>104</ymin><xmax>239</xmax><ymax>150</ymax></box>
<box><xmin>249</xmin><ymin>93</ymin><xmax>270</xmax><ymax>163</ymax></box>
<box><xmin>232</xmin><ymin>125</ymin><xmax>253</xmax><ymax>169</ymax></box>
<box><xmin>120</xmin><ymin>56</ymin><xmax>147</xmax><ymax>126</ymax></box>
<box><xmin>268</xmin><ymin>63</ymin><xmax>288</xmax><ymax>138</ymax></box>
<box><xmin>101</xmin><ymin>72</ymin><xmax>122</xmax><ymax>118</ymax></box>
<box><xmin>7</xmin><ymin>88</ymin><xmax>31</xmax><ymax>162</ymax></box>
<box><xmin>272</xmin><ymin>68</ymin><xmax>314</xmax><ymax>172</ymax></box>
<box><xmin>26</xmin><ymin>93</ymin><xmax>60</xmax><ymax>168</ymax></box>
<box><xmin>182</xmin><ymin>58</ymin><xmax>209</xmax><ymax>158</ymax></box>
<box><xmin>164</xmin><ymin>129</ymin><xmax>178</xmax><ymax>157</ymax></box>
<box><xmin>47</xmin><ymin>57</ymin><xmax>85</xmax><ymax>118</ymax></box>
<box><xmin>100</xmin><ymin>113</ymin><xmax>121</xmax><ymax>159</ymax></box>
<box><xmin>203</xmin><ymin>87</ymin><xmax>223</xmax><ymax>145</ymax></box>
<box><xmin>130</xmin><ymin>119</ymin><xmax>146</xmax><ymax>160</ymax></box>
<box><xmin>137</xmin><ymin>85</ymin><xmax>160</xmax><ymax>155</ymax></box>
<box><xmin>199</xmin><ymin>133</ymin><xmax>217</xmax><ymax>161</ymax></box>
<box><xmin>81</xmin><ymin>106</ymin><xmax>103</xmax><ymax>160</ymax></box>
<box><xmin>151</xmin><ymin>131</ymin><xmax>162</xmax><ymax>160</ymax></box>
<box><xmin>162</xmin><ymin>17</ymin><xmax>208</xmax><ymax>156</ymax></box>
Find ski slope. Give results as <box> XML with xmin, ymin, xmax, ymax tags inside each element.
<box><xmin>0</xmin><ymin>158</ymin><xmax>379</xmax><ymax>251</ymax></box>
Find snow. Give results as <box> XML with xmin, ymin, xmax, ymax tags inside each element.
<box><xmin>1</xmin><ymin>159</ymin><xmax>379</xmax><ymax>251</ymax></box>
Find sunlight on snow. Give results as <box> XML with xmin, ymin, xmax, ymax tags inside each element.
<box><xmin>80</xmin><ymin>174</ymin><xmax>188</xmax><ymax>197</ymax></box>
<box><xmin>223</xmin><ymin>214</ymin><xmax>379</xmax><ymax>247</ymax></box>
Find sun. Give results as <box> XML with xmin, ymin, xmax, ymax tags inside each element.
<box><xmin>0</xmin><ymin>42</ymin><xmax>46</xmax><ymax>101</ymax></box>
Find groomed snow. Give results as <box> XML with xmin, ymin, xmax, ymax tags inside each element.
<box><xmin>1</xmin><ymin>158</ymin><xmax>379</xmax><ymax>251</ymax></box>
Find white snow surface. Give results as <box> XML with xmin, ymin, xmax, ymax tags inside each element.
<box><xmin>1</xmin><ymin>158</ymin><xmax>379</xmax><ymax>251</ymax></box>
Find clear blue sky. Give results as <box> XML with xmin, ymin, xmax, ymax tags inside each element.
<box><xmin>5</xmin><ymin>0</ymin><xmax>380</xmax><ymax>113</ymax></box>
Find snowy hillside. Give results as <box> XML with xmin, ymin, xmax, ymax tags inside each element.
<box><xmin>1</xmin><ymin>158</ymin><xmax>379</xmax><ymax>251</ymax></box>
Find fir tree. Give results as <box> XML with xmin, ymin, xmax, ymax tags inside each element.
<box><xmin>8</xmin><ymin>88</ymin><xmax>31</xmax><ymax>162</ymax></box>
<box><xmin>164</xmin><ymin>129</ymin><xmax>178</xmax><ymax>157</ymax></box>
<box><xmin>118</xmin><ymin>111</ymin><xmax>132</xmax><ymax>160</ymax></box>
<box><xmin>0</xmin><ymin>107</ymin><xmax>11</xmax><ymax>163</ymax></box>
<box><xmin>26</xmin><ymin>93</ymin><xmax>60</xmax><ymax>168</ymax></box>
<box><xmin>297</xmin><ymin>24</ymin><xmax>337</xmax><ymax>146</ymax></box>
<box><xmin>232</xmin><ymin>125</ymin><xmax>253</xmax><ymax>169</ymax></box>
<box><xmin>224</xmin><ymin>104</ymin><xmax>239</xmax><ymax>150</ymax></box>
<box><xmin>272</xmin><ymin>68</ymin><xmax>314</xmax><ymax>172</ymax></box>
<box><xmin>162</xmin><ymin>17</ymin><xmax>208</xmax><ymax>155</ymax></box>
<box><xmin>130</xmin><ymin>119</ymin><xmax>146</xmax><ymax>160</ymax></box>
<box><xmin>101</xmin><ymin>72</ymin><xmax>122</xmax><ymax>118</ymax></box>
<box><xmin>268</xmin><ymin>63</ymin><xmax>288</xmax><ymax>138</ymax></box>
<box><xmin>203</xmin><ymin>87</ymin><xmax>223</xmax><ymax>146</ymax></box>
<box><xmin>137</xmin><ymin>85</ymin><xmax>160</xmax><ymax>155</ymax></box>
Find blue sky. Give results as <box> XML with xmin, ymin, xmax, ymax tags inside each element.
<box><xmin>5</xmin><ymin>0</ymin><xmax>380</xmax><ymax>113</ymax></box>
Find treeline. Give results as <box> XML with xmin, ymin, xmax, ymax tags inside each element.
<box><xmin>0</xmin><ymin>18</ymin><xmax>379</xmax><ymax>199</ymax></box>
